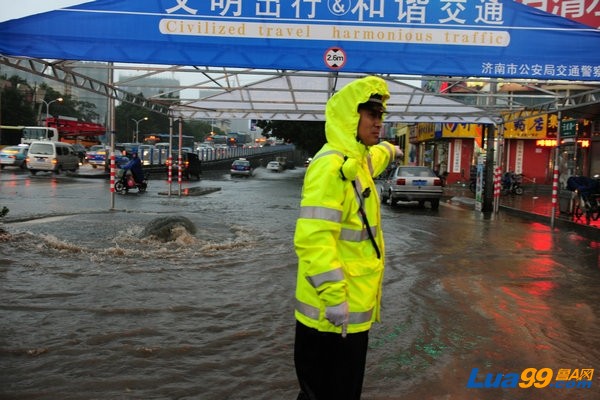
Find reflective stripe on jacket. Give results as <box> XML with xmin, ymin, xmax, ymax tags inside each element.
<box><xmin>294</xmin><ymin>76</ymin><xmax>395</xmax><ymax>334</ymax></box>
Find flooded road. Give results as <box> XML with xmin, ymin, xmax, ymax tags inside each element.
<box><xmin>1</xmin><ymin>167</ymin><xmax>599</xmax><ymax>400</ymax></box>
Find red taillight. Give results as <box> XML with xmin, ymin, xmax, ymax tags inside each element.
<box><xmin>433</xmin><ymin>179</ymin><xmax>442</xmax><ymax>186</ymax></box>
<box><xmin>396</xmin><ymin>178</ymin><xmax>406</xmax><ymax>185</ymax></box>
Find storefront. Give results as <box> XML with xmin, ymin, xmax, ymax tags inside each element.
<box><xmin>411</xmin><ymin>122</ymin><xmax>482</xmax><ymax>186</ymax></box>
<box><xmin>502</xmin><ymin>112</ymin><xmax>557</xmax><ymax>185</ymax></box>
<box><xmin>406</xmin><ymin>114</ymin><xmax>598</xmax><ymax>189</ymax></box>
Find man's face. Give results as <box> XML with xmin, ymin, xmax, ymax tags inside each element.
<box><xmin>357</xmin><ymin>108</ymin><xmax>384</xmax><ymax>146</ymax></box>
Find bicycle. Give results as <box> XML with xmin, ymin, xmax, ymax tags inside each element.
<box><xmin>572</xmin><ymin>190</ymin><xmax>600</xmax><ymax>225</ymax></box>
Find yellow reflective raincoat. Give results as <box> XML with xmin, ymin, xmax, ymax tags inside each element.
<box><xmin>294</xmin><ymin>76</ymin><xmax>396</xmax><ymax>334</ymax></box>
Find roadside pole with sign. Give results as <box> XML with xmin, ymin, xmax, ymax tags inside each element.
<box><xmin>561</xmin><ymin>119</ymin><xmax>578</xmax><ymax>175</ymax></box>
<box><xmin>475</xmin><ymin>155</ymin><xmax>485</xmax><ymax>212</ymax></box>
<box><xmin>550</xmin><ymin>114</ymin><xmax>562</xmax><ymax>228</ymax></box>
<box><xmin>551</xmin><ymin>116</ymin><xmax>577</xmax><ymax>227</ymax></box>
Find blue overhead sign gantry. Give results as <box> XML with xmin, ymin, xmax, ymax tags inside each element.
<box><xmin>1</xmin><ymin>0</ymin><xmax>599</xmax><ymax>80</ymax></box>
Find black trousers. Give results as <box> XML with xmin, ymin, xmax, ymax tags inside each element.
<box><xmin>294</xmin><ymin>321</ymin><xmax>369</xmax><ymax>400</ymax></box>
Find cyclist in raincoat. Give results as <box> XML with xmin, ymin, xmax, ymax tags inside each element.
<box><xmin>294</xmin><ymin>76</ymin><xmax>400</xmax><ymax>400</ymax></box>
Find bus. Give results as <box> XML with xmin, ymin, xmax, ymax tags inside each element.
<box><xmin>0</xmin><ymin>125</ymin><xmax>59</xmax><ymax>147</ymax></box>
<box><xmin>143</xmin><ymin>133</ymin><xmax>195</xmax><ymax>151</ymax></box>
<box><xmin>226</xmin><ymin>132</ymin><xmax>252</xmax><ymax>147</ymax></box>
<box><xmin>142</xmin><ymin>133</ymin><xmax>196</xmax><ymax>165</ymax></box>
<box><xmin>207</xmin><ymin>134</ymin><xmax>228</xmax><ymax>146</ymax></box>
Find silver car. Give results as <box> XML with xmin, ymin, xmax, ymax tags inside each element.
<box><xmin>266</xmin><ymin>161</ymin><xmax>283</xmax><ymax>172</ymax></box>
<box><xmin>380</xmin><ymin>166</ymin><xmax>443</xmax><ymax>210</ymax></box>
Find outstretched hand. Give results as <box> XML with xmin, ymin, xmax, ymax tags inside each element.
<box><xmin>394</xmin><ymin>146</ymin><xmax>404</xmax><ymax>159</ymax></box>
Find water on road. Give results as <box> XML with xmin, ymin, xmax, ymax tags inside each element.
<box><xmin>1</xmin><ymin>167</ymin><xmax>598</xmax><ymax>400</ymax></box>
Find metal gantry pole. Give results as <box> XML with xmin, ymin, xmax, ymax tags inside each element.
<box><xmin>178</xmin><ymin>117</ymin><xmax>183</xmax><ymax>196</ymax></box>
<box><xmin>550</xmin><ymin>111</ymin><xmax>562</xmax><ymax>229</ymax></box>
<box><xmin>168</xmin><ymin>114</ymin><xmax>173</xmax><ymax>197</ymax></box>
<box><xmin>108</xmin><ymin>62</ymin><xmax>116</xmax><ymax>210</ymax></box>
<box><xmin>482</xmin><ymin>82</ymin><xmax>497</xmax><ymax>213</ymax></box>
<box><xmin>493</xmin><ymin>123</ymin><xmax>505</xmax><ymax>214</ymax></box>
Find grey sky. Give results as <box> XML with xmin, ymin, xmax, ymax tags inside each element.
<box><xmin>0</xmin><ymin>1</ymin><xmax>93</xmax><ymax>23</ymax></box>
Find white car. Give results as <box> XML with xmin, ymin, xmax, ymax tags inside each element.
<box><xmin>380</xmin><ymin>166</ymin><xmax>443</xmax><ymax>210</ymax></box>
<box><xmin>27</xmin><ymin>141</ymin><xmax>79</xmax><ymax>175</ymax></box>
<box><xmin>266</xmin><ymin>161</ymin><xmax>283</xmax><ymax>172</ymax></box>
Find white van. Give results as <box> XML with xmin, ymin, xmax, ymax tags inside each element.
<box><xmin>27</xmin><ymin>141</ymin><xmax>80</xmax><ymax>175</ymax></box>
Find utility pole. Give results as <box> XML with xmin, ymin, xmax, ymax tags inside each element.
<box><xmin>482</xmin><ymin>82</ymin><xmax>498</xmax><ymax>213</ymax></box>
<box><xmin>482</xmin><ymin>124</ymin><xmax>496</xmax><ymax>212</ymax></box>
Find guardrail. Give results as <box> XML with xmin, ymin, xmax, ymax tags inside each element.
<box><xmin>137</xmin><ymin>144</ymin><xmax>295</xmax><ymax>166</ymax></box>
<box><xmin>138</xmin><ymin>144</ymin><xmax>299</xmax><ymax>175</ymax></box>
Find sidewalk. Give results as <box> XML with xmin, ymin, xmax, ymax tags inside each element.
<box><xmin>443</xmin><ymin>184</ymin><xmax>600</xmax><ymax>238</ymax></box>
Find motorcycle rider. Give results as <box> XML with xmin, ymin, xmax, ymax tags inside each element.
<box><xmin>121</xmin><ymin>152</ymin><xmax>144</xmax><ymax>185</ymax></box>
<box><xmin>567</xmin><ymin>175</ymin><xmax>600</xmax><ymax>206</ymax></box>
<box><xmin>501</xmin><ymin>172</ymin><xmax>514</xmax><ymax>191</ymax></box>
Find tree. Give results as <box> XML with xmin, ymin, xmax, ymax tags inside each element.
<box><xmin>185</xmin><ymin>120</ymin><xmax>220</xmax><ymax>142</ymax></box>
<box><xmin>0</xmin><ymin>75</ymin><xmax>36</xmax><ymax>126</ymax></box>
<box><xmin>37</xmin><ymin>83</ymin><xmax>100</xmax><ymax>123</ymax></box>
<box><xmin>74</xmin><ymin>100</ymin><xmax>100</xmax><ymax>122</ymax></box>
<box><xmin>114</xmin><ymin>93</ymin><xmax>169</xmax><ymax>143</ymax></box>
<box><xmin>257</xmin><ymin>120</ymin><xmax>326</xmax><ymax>155</ymax></box>
<box><xmin>115</xmin><ymin>92</ymin><xmax>225</xmax><ymax>144</ymax></box>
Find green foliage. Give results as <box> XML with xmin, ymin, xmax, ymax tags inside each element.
<box><xmin>74</xmin><ymin>100</ymin><xmax>100</xmax><ymax>122</ymax></box>
<box><xmin>114</xmin><ymin>93</ymin><xmax>223</xmax><ymax>143</ymax></box>
<box><xmin>185</xmin><ymin>120</ymin><xmax>222</xmax><ymax>141</ymax></box>
<box><xmin>1</xmin><ymin>75</ymin><xmax>37</xmax><ymax>125</ymax></box>
<box><xmin>1</xmin><ymin>76</ymin><xmax>220</xmax><ymax>146</ymax></box>
<box><xmin>0</xmin><ymin>80</ymin><xmax>101</xmax><ymax>126</ymax></box>
<box><xmin>38</xmin><ymin>84</ymin><xmax>75</xmax><ymax>120</ymax></box>
<box><xmin>256</xmin><ymin>120</ymin><xmax>326</xmax><ymax>155</ymax></box>
<box><xmin>115</xmin><ymin>93</ymin><xmax>170</xmax><ymax>142</ymax></box>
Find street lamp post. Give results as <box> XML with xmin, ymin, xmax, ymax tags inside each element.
<box><xmin>132</xmin><ymin>117</ymin><xmax>148</xmax><ymax>143</ymax></box>
<box><xmin>42</xmin><ymin>97</ymin><xmax>63</xmax><ymax>125</ymax></box>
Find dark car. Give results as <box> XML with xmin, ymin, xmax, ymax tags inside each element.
<box><xmin>115</xmin><ymin>143</ymin><xmax>139</xmax><ymax>158</ymax></box>
<box><xmin>103</xmin><ymin>151</ymin><xmax>130</xmax><ymax>172</ymax></box>
<box><xmin>183</xmin><ymin>152</ymin><xmax>201</xmax><ymax>180</ymax></box>
<box><xmin>380</xmin><ymin>165</ymin><xmax>443</xmax><ymax>210</ymax></box>
<box><xmin>71</xmin><ymin>143</ymin><xmax>87</xmax><ymax>164</ymax></box>
<box><xmin>167</xmin><ymin>152</ymin><xmax>201</xmax><ymax>180</ymax></box>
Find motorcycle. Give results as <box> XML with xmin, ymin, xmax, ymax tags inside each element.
<box><xmin>501</xmin><ymin>172</ymin><xmax>524</xmax><ymax>195</ymax></box>
<box><xmin>114</xmin><ymin>168</ymin><xmax>148</xmax><ymax>194</ymax></box>
<box><xmin>567</xmin><ymin>175</ymin><xmax>600</xmax><ymax>224</ymax></box>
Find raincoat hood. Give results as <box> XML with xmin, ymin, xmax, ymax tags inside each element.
<box><xmin>325</xmin><ymin>76</ymin><xmax>390</xmax><ymax>161</ymax></box>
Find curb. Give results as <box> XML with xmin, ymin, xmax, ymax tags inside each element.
<box><xmin>499</xmin><ymin>205</ymin><xmax>599</xmax><ymax>238</ymax></box>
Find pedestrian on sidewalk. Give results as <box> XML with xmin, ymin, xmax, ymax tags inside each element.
<box><xmin>293</xmin><ymin>76</ymin><xmax>401</xmax><ymax>400</ymax></box>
